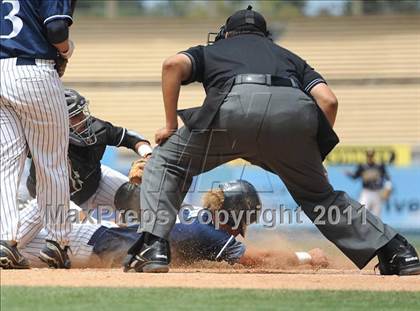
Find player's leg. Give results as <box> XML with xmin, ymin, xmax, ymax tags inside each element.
<box><xmin>15</xmin><ymin>62</ymin><xmax>71</xmax><ymax>246</ymax></box>
<box><xmin>89</xmin><ymin>226</ymin><xmax>139</xmax><ymax>267</ymax></box>
<box><xmin>83</xmin><ymin>165</ymin><xmax>129</xmax><ymax>211</ymax></box>
<box><xmin>259</xmin><ymin>87</ymin><xmax>419</xmax><ymax>274</ymax></box>
<box><xmin>15</xmin><ymin>199</ymin><xmax>44</xmax><ymax>249</ymax></box>
<box><xmin>64</xmin><ymin>223</ymin><xmax>101</xmax><ymax>268</ymax></box>
<box><xmin>16</xmin><ymin>199</ymin><xmax>48</xmax><ymax>267</ymax></box>
<box><xmin>18</xmin><ymin>199</ymin><xmax>98</xmax><ymax>268</ymax></box>
<box><xmin>17</xmin><ymin>159</ymin><xmax>33</xmax><ymax>205</ymax></box>
<box><xmin>365</xmin><ymin>190</ymin><xmax>382</xmax><ymax>217</ymax></box>
<box><xmin>20</xmin><ymin>220</ymin><xmax>100</xmax><ymax>268</ymax></box>
<box><xmin>126</xmin><ymin>129</ymin><xmax>242</xmax><ymax>272</ymax></box>
<box><xmin>10</xmin><ymin>61</ymin><xmax>72</xmax><ymax>268</ymax></box>
<box><xmin>372</xmin><ymin>191</ymin><xmax>383</xmax><ymax>217</ymax></box>
<box><xmin>358</xmin><ymin>189</ymin><xmax>369</xmax><ymax>209</ymax></box>
<box><xmin>139</xmin><ymin>126</ymin><xmax>247</xmax><ymax>240</ymax></box>
<box><xmin>0</xmin><ymin>103</ymin><xmax>27</xmax><ymax>241</ymax></box>
<box><xmin>125</xmin><ymin>85</ymin><xmax>259</xmax><ymax>272</ymax></box>
<box><xmin>139</xmin><ymin>84</ymin><xmax>266</xmax><ymax>240</ymax></box>
<box><xmin>0</xmin><ymin>100</ymin><xmax>30</xmax><ymax>269</ymax></box>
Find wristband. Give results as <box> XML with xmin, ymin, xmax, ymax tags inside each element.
<box><xmin>295</xmin><ymin>251</ymin><xmax>312</xmax><ymax>264</ymax></box>
<box><xmin>137</xmin><ymin>144</ymin><xmax>153</xmax><ymax>157</ymax></box>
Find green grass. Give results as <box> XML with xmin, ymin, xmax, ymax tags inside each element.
<box><xmin>1</xmin><ymin>287</ymin><xmax>420</xmax><ymax>311</ymax></box>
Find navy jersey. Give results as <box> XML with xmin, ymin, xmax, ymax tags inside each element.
<box><xmin>350</xmin><ymin>163</ymin><xmax>390</xmax><ymax>191</ymax></box>
<box><xmin>91</xmin><ymin>214</ymin><xmax>246</xmax><ymax>265</ymax></box>
<box><xmin>0</xmin><ymin>0</ymin><xmax>73</xmax><ymax>59</ymax></box>
<box><xmin>170</xmin><ymin>218</ymin><xmax>245</xmax><ymax>264</ymax></box>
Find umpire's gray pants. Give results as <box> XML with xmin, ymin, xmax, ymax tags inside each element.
<box><xmin>140</xmin><ymin>84</ymin><xmax>396</xmax><ymax>269</ymax></box>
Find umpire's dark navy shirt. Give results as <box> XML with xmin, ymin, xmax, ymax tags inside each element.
<box><xmin>0</xmin><ymin>0</ymin><xmax>73</xmax><ymax>59</ymax></box>
<box><xmin>181</xmin><ymin>33</ymin><xmax>326</xmax><ymax>94</ymax></box>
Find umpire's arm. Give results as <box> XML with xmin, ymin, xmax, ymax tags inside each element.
<box><xmin>310</xmin><ymin>83</ymin><xmax>338</xmax><ymax>127</ymax></box>
<box><xmin>155</xmin><ymin>54</ymin><xmax>192</xmax><ymax>145</ymax></box>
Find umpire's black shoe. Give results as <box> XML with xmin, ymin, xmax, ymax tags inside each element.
<box><xmin>377</xmin><ymin>234</ymin><xmax>420</xmax><ymax>276</ymax></box>
<box><xmin>39</xmin><ymin>240</ymin><xmax>71</xmax><ymax>269</ymax></box>
<box><xmin>123</xmin><ymin>233</ymin><xmax>170</xmax><ymax>273</ymax></box>
<box><xmin>0</xmin><ymin>240</ymin><xmax>30</xmax><ymax>269</ymax></box>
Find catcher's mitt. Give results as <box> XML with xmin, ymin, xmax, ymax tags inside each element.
<box><xmin>128</xmin><ymin>158</ymin><xmax>148</xmax><ymax>185</ymax></box>
<box><xmin>55</xmin><ymin>54</ymin><xmax>68</xmax><ymax>77</ymax></box>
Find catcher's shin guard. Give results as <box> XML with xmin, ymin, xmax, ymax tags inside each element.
<box><xmin>39</xmin><ymin>240</ymin><xmax>71</xmax><ymax>269</ymax></box>
<box><xmin>123</xmin><ymin>233</ymin><xmax>170</xmax><ymax>273</ymax></box>
<box><xmin>377</xmin><ymin>234</ymin><xmax>420</xmax><ymax>276</ymax></box>
<box><xmin>0</xmin><ymin>240</ymin><xmax>30</xmax><ymax>269</ymax></box>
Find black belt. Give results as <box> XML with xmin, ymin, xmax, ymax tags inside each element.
<box><xmin>16</xmin><ymin>58</ymin><xmax>36</xmax><ymax>66</ymax></box>
<box><xmin>234</xmin><ymin>74</ymin><xmax>300</xmax><ymax>88</ymax></box>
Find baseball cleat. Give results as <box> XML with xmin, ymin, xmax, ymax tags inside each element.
<box><xmin>0</xmin><ymin>240</ymin><xmax>30</xmax><ymax>269</ymax></box>
<box><xmin>123</xmin><ymin>235</ymin><xmax>170</xmax><ymax>273</ymax></box>
<box><xmin>39</xmin><ymin>240</ymin><xmax>71</xmax><ymax>269</ymax></box>
<box><xmin>377</xmin><ymin>234</ymin><xmax>420</xmax><ymax>276</ymax></box>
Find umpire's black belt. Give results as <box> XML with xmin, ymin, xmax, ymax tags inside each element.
<box><xmin>234</xmin><ymin>74</ymin><xmax>300</xmax><ymax>88</ymax></box>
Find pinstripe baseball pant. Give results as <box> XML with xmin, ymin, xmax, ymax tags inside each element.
<box><xmin>79</xmin><ymin>165</ymin><xmax>129</xmax><ymax>211</ymax></box>
<box><xmin>18</xmin><ymin>200</ymin><xmax>104</xmax><ymax>268</ymax></box>
<box><xmin>0</xmin><ymin>58</ymin><xmax>71</xmax><ymax>245</ymax></box>
<box><xmin>16</xmin><ymin>164</ymin><xmax>128</xmax><ymax>245</ymax></box>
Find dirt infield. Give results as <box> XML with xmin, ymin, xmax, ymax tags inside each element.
<box><xmin>2</xmin><ymin>268</ymin><xmax>420</xmax><ymax>291</ymax></box>
<box><xmin>3</xmin><ymin>233</ymin><xmax>419</xmax><ymax>292</ymax></box>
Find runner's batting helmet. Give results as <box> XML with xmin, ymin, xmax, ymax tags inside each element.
<box><xmin>203</xmin><ymin>180</ymin><xmax>262</xmax><ymax>236</ymax></box>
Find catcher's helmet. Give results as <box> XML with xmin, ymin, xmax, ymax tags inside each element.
<box><xmin>218</xmin><ymin>179</ymin><xmax>262</xmax><ymax>236</ymax></box>
<box><xmin>65</xmin><ymin>88</ymin><xmax>97</xmax><ymax>146</ymax></box>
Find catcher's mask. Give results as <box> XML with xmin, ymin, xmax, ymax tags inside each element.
<box><xmin>65</xmin><ymin>88</ymin><xmax>97</xmax><ymax>146</ymax></box>
<box><xmin>203</xmin><ymin>179</ymin><xmax>262</xmax><ymax>236</ymax></box>
<box><xmin>207</xmin><ymin>5</ymin><xmax>268</xmax><ymax>44</ymax></box>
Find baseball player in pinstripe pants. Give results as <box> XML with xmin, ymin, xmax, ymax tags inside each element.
<box><xmin>0</xmin><ymin>0</ymin><xmax>76</xmax><ymax>269</ymax></box>
<box><xmin>18</xmin><ymin>88</ymin><xmax>152</xmax><ymax>249</ymax></box>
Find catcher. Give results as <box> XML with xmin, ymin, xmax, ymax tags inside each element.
<box><xmin>19</xmin><ymin>89</ymin><xmax>152</xmax><ymax>263</ymax></box>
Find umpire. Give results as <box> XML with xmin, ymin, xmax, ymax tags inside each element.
<box><xmin>124</xmin><ymin>6</ymin><xmax>420</xmax><ymax>275</ymax></box>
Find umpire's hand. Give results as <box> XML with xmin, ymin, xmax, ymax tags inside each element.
<box><xmin>155</xmin><ymin>127</ymin><xmax>177</xmax><ymax>145</ymax></box>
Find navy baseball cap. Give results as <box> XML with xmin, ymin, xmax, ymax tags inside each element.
<box><xmin>225</xmin><ymin>5</ymin><xmax>267</xmax><ymax>34</ymax></box>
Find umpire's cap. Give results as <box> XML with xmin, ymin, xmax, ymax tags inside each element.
<box><xmin>225</xmin><ymin>5</ymin><xmax>267</xmax><ymax>34</ymax></box>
